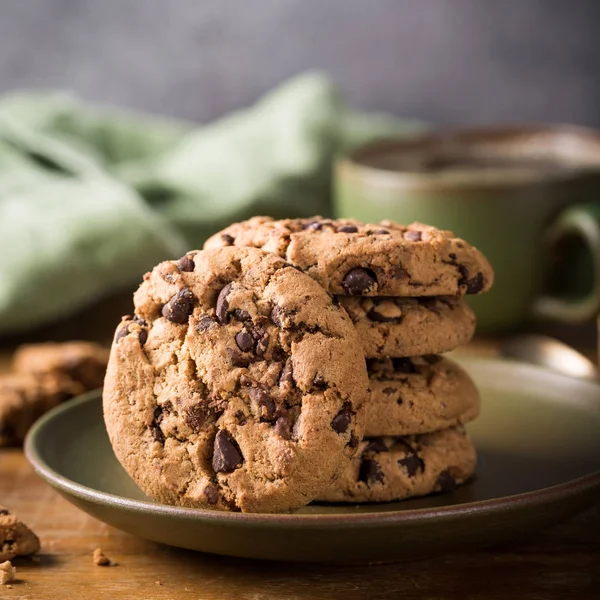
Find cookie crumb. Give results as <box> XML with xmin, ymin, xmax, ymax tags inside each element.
<box><xmin>0</xmin><ymin>561</ymin><xmax>16</xmax><ymax>585</ymax></box>
<box><xmin>92</xmin><ymin>548</ymin><xmax>112</xmax><ymax>566</ymax></box>
<box><xmin>155</xmin><ymin>581</ymin><xmax>163</xmax><ymax>585</ymax></box>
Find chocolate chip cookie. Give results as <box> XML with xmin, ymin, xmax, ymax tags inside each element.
<box><xmin>103</xmin><ymin>247</ymin><xmax>369</xmax><ymax>513</ymax></box>
<box><xmin>316</xmin><ymin>427</ymin><xmax>476</xmax><ymax>503</ymax></box>
<box><xmin>0</xmin><ymin>373</ymin><xmax>80</xmax><ymax>446</ymax></box>
<box><xmin>338</xmin><ymin>295</ymin><xmax>476</xmax><ymax>358</ymax></box>
<box><xmin>205</xmin><ymin>216</ymin><xmax>494</xmax><ymax>296</ymax></box>
<box><xmin>12</xmin><ymin>341</ymin><xmax>110</xmax><ymax>390</ymax></box>
<box><xmin>0</xmin><ymin>505</ymin><xmax>41</xmax><ymax>561</ymax></box>
<box><xmin>364</xmin><ymin>356</ymin><xmax>479</xmax><ymax>437</ymax></box>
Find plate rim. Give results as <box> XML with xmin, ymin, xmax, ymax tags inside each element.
<box><xmin>25</xmin><ymin>357</ymin><xmax>600</xmax><ymax>529</ymax></box>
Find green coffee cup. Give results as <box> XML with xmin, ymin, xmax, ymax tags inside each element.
<box><xmin>334</xmin><ymin>126</ymin><xmax>600</xmax><ymax>332</ymax></box>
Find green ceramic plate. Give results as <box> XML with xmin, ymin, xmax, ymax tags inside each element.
<box><xmin>25</xmin><ymin>357</ymin><xmax>600</xmax><ymax>564</ymax></box>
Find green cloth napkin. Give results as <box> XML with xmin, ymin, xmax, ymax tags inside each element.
<box><xmin>0</xmin><ymin>72</ymin><xmax>424</xmax><ymax>336</ymax></box>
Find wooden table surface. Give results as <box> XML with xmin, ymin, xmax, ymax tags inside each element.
<box><xmin>1</xmin><ymin>340</ymin><xmax>599</xmax><ymax>600</ymax></box>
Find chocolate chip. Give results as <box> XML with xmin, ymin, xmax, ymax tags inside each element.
<box><xmin>197</xmin><ymin>315</ymin><xmax>217</xmax><ymax>332</ymax></box>
<box><xmin>279</xmin><ymin>359</ymin><xmax>294</xmax><ymax>386</ymax></box>
<box><xmin>151</xmin><ymin>407</ymin><xmax>165</xmax><ymax>443</ymax></box>
<box><xmin>204</xmin><ymin>484</ymin><xmax>219</xmax><ymax>505</ymax></box>
<box><xmin>306</xmin><ymin>221</ymin><xmax>323</xmax><ymax>231</ymax></box>
<box><xmin>255</xmin><ymin>332</ymin><xmax>269</xmax><ymax>355</ymax></box>
<box><xmin>449</xmin><ymin>252</ymin><xmax>457</xmax><ymax>260</ymax></box>
<box><xmin>221</xmin><ymin>233</ymin><xmax>235</xmax><ymax>246</ymax></box>
<box><xmin>212</xmin><ymin>430</ymin><xmax>243</xmax><ymax>473</ymax></box>
<box><xmin>273</xmin><ymin>416</ymin><xmax>292</xmax><ymax>439</ymax></box>
<box><xmin>162</xmin><ymin>288</ymin><xmax>196</xmax><ymax>324</ymax></box>
<box><xmin>233</xmin><ymin>308</ymin><xmax>251</xmax><ymax>321</ymax></box>
<box><xmin>249</xmin><ymin>388</ymin><xmax>276</xmax><ymax>421</ymax></box>
<box><xmin>239</xmin><ymin>374</ymin><xmax>253</xmax><ymax>386</ymax></box>
<box><xmin>348</xmin><ymin>433</ymin><xmax>359</xmax><ymax>449</ymax></box>
<box><xmin>312</xmin><ymin>373</ymin><xmax>328</xmax><ymax>390</ymax></box>
<box><xmin>403</xmin><ymin>230</ymin><xmax>422</xmax><ymax>242</ymax></box>
<box><xmin>336</xmin><ymin>224</ymin><xmax>358</xmax><ymax>233</ymax></box>
<box><xmin>372</xmin><ymin>229</ymin><xmax>389</xmax><ymax>235</ymax></box>
<box><xmin>331</xmin><ymin>404</ymin><xmax>352</xmax><ymax>433</ymax></box>
<box><xmin>250</xmin><ymin>325</ymin><xmax>269</xmax><ymax>356</ymax></box>
<box><xmin>132</xmin><ymin>314</ymin><xmax>146</xmax><ymax>325</ymax></box>
<box><xmin>176</xmin><ymin>254</ymin><xmax>195</xmax><ymax>272</ymax></box>
<box><xmin>235</xmin><ymin>330</ymin><xmax>255</xmax><ymax>353</ymax></box>
<box><xmin>342</xmin><ymin>268</ymin><xmax>377</xmax><ymax>295</ymax></box>
<box><xmin>466</xmin><ymin>271</ymin><xmax>484</xmax><ymax>294</ymax></box>
<box><xmin>358</xmin><ymin>459</ymin><xmax>384</xmax><ymax>484</ymax></box>
<box><xmin>0</xmin><ymin>508</ymin><xmax>9</xmax><ymax>516</ymax></box>
<box><xmin>270</xmin><ymin>305</ymin><xmax>286</xmax><ymax>328</ymax></box>
<box><xmin>382</xmin><ymin>387</ymin><xmax>396</xmax><ymax>396</ymax></box>
<box><xmin>135</xmin><ymin>329</ymin><xmax>147</xmax><ymax>347</ymax></box>
<box><xmin>185</xmin><ymin>406</ymin><xmax>207</xmax><ymax>431</ymax></box>
<box><xmin>227</xmin><ymin>347</ymin><xmax>250</xmax><ymax>367</ymax></box>
<box><xmin>234</xmin><ymin>410</ymin><xmax>247</xmax><ymax>425</ymax></box>
<box><xmin>364</xmin><ymin>440</ymin><xmax>388</xmax><ymax>453</ymax></box>
<box><xmin>115</xmin><ymin>325</ymin><xmax>130</xmax><ymax>343</ymax></box>
<box><xmin>367</xmin><ymin>307</ymin><xmax>400</xmax><ymax>323</ymax></box>
<box><xmin>398</xmin><ymin>454</ymin><xmax>424</xmax><ymax>477</ymax></box>
<box><xmin>458</xmin><ymin>266</ymin><xmax>484</xmax><ymax>294</ymax></box>
<box><xmin>436</xmin><ymin>470</ymin><xmax>457</xmax><ymax>492</ymax></box>
<box><xmin>216</xmin><ymin>283</ymin><xmax>233</xmax><ymax>324</ymax></box>
<box><xmin>392</xmin><ymin>358</ymin><xmax>417</xmax><ymax>374</ymax></box>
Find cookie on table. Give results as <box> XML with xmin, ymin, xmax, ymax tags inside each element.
<box><xmin>0</xmin><ymin>505</ymin><xmax>41</xmax><ymax>561</ymax></box>
<box><xmin>103</xmin><ymin>247</ymin><xmax>369</xmax><ymax>513</ymax></box>
<box><xmin>364</xmin><ymin>356</ymin><xmax>479</xmax><ymax>437</ymax></box>
<box><xmin>0</xmin><ymin>373</ymin><xmax>80</xmax><ymax>446</ymax></box>
<box><xmin>316</xmin><ymin>427</ymin><xmax>477</xmax><ymax>503</ymax></box>
<box><xmin>338</xmin><ymin>295</ymin><xmax>476</xmax><ymax>358</ymax></box>
<box><xmin>204</xmin><ymin>216</ymin><xmax>494</xmax><ymax>297</ymax></box>
<box><xmin>12</xmin><ymin>341</ymin><xmax>110</xmax><ymax>390</ymax></box>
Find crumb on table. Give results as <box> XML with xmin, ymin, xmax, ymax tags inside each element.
<box><xmin>0</xmin><ymin>560</ymin><xmax>16</xmax><ymax>584</ymax></box>
<box><xmin>92</xmin><ymin>548</ymin><xmax>113</xmax><ymax>566</ymax></box>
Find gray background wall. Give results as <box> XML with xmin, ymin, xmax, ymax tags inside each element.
<box><xmin>1</xmin><ymin>0</ymin><xmax>599</xmax><ymax>125</ymax></box>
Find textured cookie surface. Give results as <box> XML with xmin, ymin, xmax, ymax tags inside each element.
<box><xmin>0</xmin><ymin>373</ymin><xmax>80</xmax><ymax>446</ymax></box>
<box><xmin>0</xmin><ymin>505</ymin><xmax>41</xmax><ymax>561</ymax></box>
<box><xmin>205</xmin><ymin>216</ymin><xmax>493</xmax><ymax>297</ymax></box>
<box><xmin>364</xmin><ymin>356</ymin><xmax>479</xmax><ymax>437</ymax></box>
<box><xmin>103</xmin><ymin>247</ymin><xmax>369</xmax><ymax>513</ymax></box>
<box><xmin>12</xmin><ymin>341</ymin><xmax>109</xmax><ymax>390</ymax></box>
<box><xmin>317</xmin><ymin>427</ymin><xmax>477</xmax><ymax>503</ymax></box>
<box><xmin>339</xmin><ymin>296</ymin><xmax>476</xmax><ymax>358</ymax></box>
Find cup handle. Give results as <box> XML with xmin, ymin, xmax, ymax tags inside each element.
<box><xmin>533</xmin><ymin>202</ymin><xmax>600</xmax><ymax>323</ymax></box>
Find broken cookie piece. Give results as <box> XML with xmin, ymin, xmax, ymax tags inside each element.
<box><xmin>0</xmin><ymin>560</ymin><xmax>16</xmax><ymax>585</ymax></box>
<box><xmin>0</xmin><ymin>505</ymin><xmax>40</xmax><ymax>561</ymax></box>
<box><xmin>92</xmin><ymin>548</ymin><xmax>113</xmax><ymax>566</ymax></box>
<box><xmin>0</xmin><ymin>373</ymin><xmax>79</xmax><ymax>446</ymax></box>
<box><xmin>12</xmin><ymin>341</ymin><xmax>110</xmax><ymax>391</ymax></box>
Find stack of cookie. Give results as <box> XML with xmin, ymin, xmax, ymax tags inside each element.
<box><xmin>205</xmin><ymin>217</ymin><xmax>493</xmax><ymax>504</ymax></box>
<box><xmin>103</xmin><ymin>216</ymin><xmax>492</xmax><ymax>513</ymax></box>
